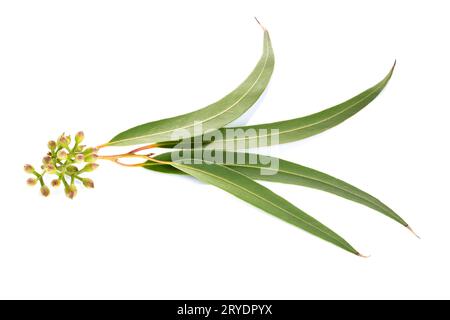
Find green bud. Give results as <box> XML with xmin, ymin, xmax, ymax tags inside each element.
<box><xmin>84</xmin><ymin>154</ymin><xmax>98</xmax><ymax>163</ymax></box>
<box><xmin>65</xmin><ymin>184</ymin><xmax>77</xmax><ymax>199</ymax></box>
<box><xmin>83</xmin><ymin>163</ymin><xmax>99</xmax><ymax>172</ymax></box>
<box><xmin>83</xmin><ymin>147</ymin><xmax>98</xmax><ymax>155</ymax></box>
<box><xmin>42</xmin><ymin>155</ymin><xmax>52</xmax><ymax>165</ymax></box>
<box><xmin>40</xmin><ymin>185</ymin><xmax>50</xmax><ymax>197</ymax></box>
<box><xmin>24</xmin><ymin>164</ymin><xmax>35</xmax><ymax>173</ymax></box>
<box><xmin>45</xmin><ymin>164</ymin><xmax>56</xmax><ymax>174</ymax></box>
<box><xmin>51</xmin><ymin>179</ymin><xmax>61</xmax><ymax>187</ymax></box>
<box><xmin>82</xmin><ymin>178</ymin><xmax>95</xmax><ymax>189</ymax></box>
<box><xmin>75</xmin><ymin>131</ymin><xmax>85</xmax><ymax>144</ymax></box>
<box><xmin>57</xmin><ymin>150</ymin><xmax>68</xmax><ymax>160</ymax></box>
<box><xmin>57</xmin><ymin>134</ymin><xmax>69</xmax><ymax>148</ymax></box>
<box><xmin>66</xmin><ymin>165</ymin><xmax>79</xmax><ymax>174</ymax></box>
<box><xmin>48</xmin><ymin>140</ymin><xmax>57</xmax><ymax>151</ymax></box>
<box><xmin>75</xmin><ymin>154</ymin><xmax>85</xmax><ymax>163</ymax></box>
<box><xmin>26</xmin><ymin>177</ymin><xmax>38</xmax><ymax>186</ymax></box>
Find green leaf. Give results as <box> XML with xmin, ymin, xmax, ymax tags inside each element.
<box><xmin>144</xmin><ymin>150</ymin><xmax>408</xmax><ymax>227</ymax></box>
<box><xmin>165</xmin><ymin>62</ymin><xmax>395</xmax><ymax>150</ymax></box>
<box><xmin>107</xmin><ymin>30</ymin><xmax>275</xmax><ymax>147</ymax></box>
<box><xmin>171</xmin><ymin>161</ymin><xmax>360</xmax><ymax>255</ymax></box>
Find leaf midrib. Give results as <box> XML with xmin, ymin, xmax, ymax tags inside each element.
<box><xmin>228</xmin><ymin>162</ymin><xmax>393</xmax><ymax>218</ymax></box>
<box><xmin>111</xmin><ymin>34</ymin><xmax>272</xmax><ymax>145</ymax></box>
<box><xmin>175</xmin><ymin>162</ymin><xmax>351</xmax><ymax>250</ymax></box>
<box><xmin>147</xmin><ymin>157</ymin><xmax>393</xmax><ymax>220</ymax></box>
<box><xmin>213</xmin><ymin>83</ymin><xmax>382</xmax><ymax>144</ymax></box>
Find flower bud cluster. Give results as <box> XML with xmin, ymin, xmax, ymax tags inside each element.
<box><xmin>24</xmin><ymin>131</ymin><xmax>99</xmax><ymax>199</ymax></box>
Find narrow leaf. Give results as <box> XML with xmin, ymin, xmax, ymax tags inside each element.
<box><xmin>144</xmin><ymin>150</ymin><xmax>408</xmax><ymax>227</ymax></box>
<box><xmin>168</xmin><ymin>161</ymin><xmax>360</xmax><ymax>255</ymax></box>
<box><xmin>107</xmin><ymin>30</ymin><xmax>275</xmax><ymax>147</ymax></box>
<box><xmin>168</xmin><ymin>62</ymin><xmax>395</xmax><ymax>150</ymax></box>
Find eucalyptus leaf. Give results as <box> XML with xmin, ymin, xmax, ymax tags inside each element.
<box><xmin>209</xmin><ymin>62</ymin><xmax>395</xmax><ymax>149</ymax></box>
<box><xmin>107</xmin><ymin>30</ymin><xmax>274</xmax><ymax>147</ymax></box>
<box><xmin>171</xmin><ymin>161</ymin><xmax>360</xmax><ymax>255</ymax></box>
<box><xmin>144</xmin><ymin>151</ymin><xmax>408</xmax><ymax>227</ymax></box>
<box><xmin>159</xmin><ymin>62</ymin><xmax>395</xmax><ymax>150</ymax></box>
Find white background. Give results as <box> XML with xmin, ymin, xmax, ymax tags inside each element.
<box><xmin>0</xmin><ymin>0</ymin><xmax>449</xmax><ymax>299</ymax></box>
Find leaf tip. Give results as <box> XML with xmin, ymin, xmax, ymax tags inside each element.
<box><xmin>254</xmin><ymin>17</ymin><xmax>266</xmax><ymax>31</ymax></box>
<box><xmin>406</xmin><ymin>225</ymin><xmax>421</xmax><ymax>239</ymax></box>
<box><xmin>357</xmin><ymin>252</ymin><xmax>371</xmax><ymax>259</ymax></box>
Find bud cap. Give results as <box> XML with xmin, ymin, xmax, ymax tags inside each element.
<box><xmin>48</xmin><ymin>140</ymin><xmax>57</xmax><ymax>150</ymax></box>
<box><xmin>83</xmin><ymin>163</ymin><xmax>99</xmax><ymax>172</ymax></box>
<box><xmin>65</xmin><ymin>185</ymin><xmax>77</xmax><ymax>199</ymax></box>
<box><xmin>45</xmin><ymin>164</ymin><xmax>56</xmax><ymax>174</ymax></box>
<box><xmin>84</xmin><ymin>154</ymin><xmax>98</xmax><ymax>163</ymax></box>
<box><xmin>27</xmin><ymin>177</ymin><xmax>38</xmax><ymax>186</ymax></box>
<box><xmin>57</xmin><ymin>150</ymin><xmax>68</xmax><ymax>160</ymax></box>
<box><xmin>51</xmin><ymin>179</ymin><xmax>61</xmax><ymax>187</ymax></box>
<box><xmin>75</xmin><ymin>154</ymin><xmax>85</xmax><ymax>163</ymax></box>
<box><xmin>75</xmin><ymin>131</ymin><xmax>85</xmax><ymax>144</ymax></box>
<box><xmin>24</xmin><ymin>164</ymin><xmax>35</xmax><ymax>173</ymax></box>
<box><xmin>82</xmin><ymin>178</ymin><xmax>95</xmax><ymax>188</ymax></box>
<box><xmin>40</xmin><ymin>185</ymin><xmax>50</xmax><ymax>197</ymax></box>
<box><xmin>57</xmin><ymin>134</ymin><xmax>70</xmax><ymax>148</ymax></box>
<box><xmin>42</xmin><ymin>156</ymin><xmax>52</xmax><ymax>165</ymax></box>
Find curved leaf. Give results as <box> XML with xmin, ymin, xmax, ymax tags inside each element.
<box><xmin>144</xmin><ymin>150</ymin><xmax>408</xmax><ymax>227</ymax></box>
<box><xmin>107</xmin><ymin>30</ymin><xmax>275</xmax><ymax>147</ymax></box>
<box><xmin>171</xmin><ymin>161</ymin><xmax>360</xmax><ymax>255</ymax></box>
<box><xmin>161</xmin><ymin>62</ymin><xmax>395</xmax><ymax>150</ymax></box>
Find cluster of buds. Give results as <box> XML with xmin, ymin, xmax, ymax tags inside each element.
<box><xmin>24</xmin><ymin>131</ymin><xmax>99</xmax><ymax>199</ymax></box>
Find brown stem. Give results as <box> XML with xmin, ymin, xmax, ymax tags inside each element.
<box><xmin>113</xmin><ymin>159</ymin><xmax>147</xmax><ymax>167</ymax></box>
<box><xmin>96</xmin><ymin>143</ymin><xmax>108</xmax><ymax>150</ymax></box>
<box><xmin>96</xmin><ymin>143</ymin><xmax>158</xmax><ymax>161</ymax></box>
<box><xmin>127</xmin><ymin>144</ymin><xmax>158</xmax><ymax>154</ymax></box>
<box><xmin>97</xmin><ymin>153</ymin><xmax>136</xmax><ymax>161</ymax></box>
<box><xmin>97</xmin><ymin>150</ymin><xmax>171</xmax><ymax>167</ymax></box>
<box><xmin>96</xmin><ymin>143</ymin><xmax>158</xmax><ymax>152</ymax></box>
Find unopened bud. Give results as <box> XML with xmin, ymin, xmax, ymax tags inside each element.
<box><xmin>82</xmin><ymin>178</ymin><xmax>95</xmax><ymax>189</ymax></box>
<box><xmin>75</xmin><ymin>131</ymin><xmax>85</xmax><ymax>144</ymax></box>
<box><xmin>51</xmin><ymin>179</ymin><xmax>61</xmax><ymax>187</ymax></box>
<box><xmin>57</xmin><ymin>150</ymin><xmax>68</xmax><ymax>160</ymax></box>
<box><xmin>57</xmin><ymin>134</ymin><xmax>69</xmax><ymax>148</ymax></box>
<box><xmin>45</xmin><ymin>164</ymin><xmax>56</xmax><ymax>174</ymax></box>
<box><xmin>83</xmin><ymin>163</ymin><xmax>99</xmax><ymax>172</ymax></box>
<box><xmin>75</xmin><ymin>154</ymin><xmax>85</xmax><ymax>163</ymax></box>
<box><xmin>48</xmin><ymin>140</ymin><xmax>57</xmax><ymax>151</ymax></box>
<box><xmin>42</xmin><ymin>155</ymin><xmax>52</xmax><ymax>165</ymax></box>
<box><xmin>65</xmin><ymin>184</ymin><xmax>77</xmax><ymax>199</ymax></box>
<box><xmin>84</xmin><ymin>154</ymin><xmax>98</xmax><ymax>163</ymax></box>
<box><xmin>26</xmin><ymin>177</ymin><xmax>38</xmax><ymax>186</ymax></box>
<box><xmin>24</xmin><ymin>164</ymin><xmax>35</xmax><ymax>173</ymax></box>
<box><xmin>83</xmin><ymin>147</ymin><xmax>98</xmax><ymax>156</ymax></box>
<box><xmin>40</xmin><ymin>185</ymin><xmax>50</xmax><ymax>197</ymax></box>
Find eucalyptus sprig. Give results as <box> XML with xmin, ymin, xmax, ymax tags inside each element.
<box><xmin>25</xmin><ymin>20</ymin><xmax>418</xmax><ymax>255</ymax></box>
